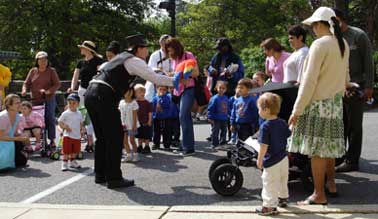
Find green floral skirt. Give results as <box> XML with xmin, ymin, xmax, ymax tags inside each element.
<box><xmin>288</xmin><ymin>93</ymin><xmax>345</xmax><ymax>158</ymax></box>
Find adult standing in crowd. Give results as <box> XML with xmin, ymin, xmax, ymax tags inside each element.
<box><xmin>146</xmin><ymin>34</ymin><xmax>172</xmax><ymax>102</ymax></box>
<box><xmin>105</xmin><ymin>41</ymin><xmax>121</xmax><ymax>61</ymax></box>
<box><xmin>333</xmin><ymin>8</ymin><xmax>375</xmax><ymax>172</ymax></box>
<box><xmin>85</xmin><ymin>34</ymin><xmax>173</xmax><ymax>189</ymax></box>
<box><xmin>21</xmin><ymin>51</ymin><xmax>61</xmax><ymax>148</ymax></box>
<box><xmin>0</xmin><ymin>94</ymin><xmax>29</xmax><ymax>170</ymax></box>
<box><xmin>288</xmin><ymin>7</ymin><xmax>349</xmax><ymax>205</ymax></box>
<box><xmin>283</xmin><ymin>25</ymin><xmax>309</xmax><ymax>83</ymax></box>
<box><xmin>261</xmin><ymin>38</ymin><xmax>291</xmax><ymax>83</ymax></box>
<box><xmin>165</xmin><ymin>37</ymin><xmax>199</xmax><ymax>156</ymax></box>
<box><xmin>68</xmin><ymin>41</ymin><xmax>104</xmax><ymax>153</ymax></box>
<box><xmin>208</xmin><ymin>37</ymin><xmax>244</xmax><ymax>97</ymax></box>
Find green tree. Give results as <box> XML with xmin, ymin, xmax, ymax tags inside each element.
<box><xmin>0</xmin><ymin>0</ymin><xmax>154</xmax><ymax>80</ymax></box>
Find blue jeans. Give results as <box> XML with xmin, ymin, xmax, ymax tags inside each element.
<box><xmin>179</xmin><ymin>88</ymin><xmax>195</xmax><ymax>152</ymax></box>
<box><xmin>44</xmin><ymin>97</ymin><xmax>56</xmax><ymax>142</ymax></box>
<box><xmin>211</xmin><ymin>120</ymin><xmax>227</xmax><ymax>146</ymax></box>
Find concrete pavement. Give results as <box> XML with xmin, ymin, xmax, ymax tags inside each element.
<box><xmin>1</xmin><ymin>202</ymin><xmax>378</xmax><ymax>219</ymax></box>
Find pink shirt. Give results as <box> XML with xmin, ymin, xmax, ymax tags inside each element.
<box><xmin>0</xmin><ymin>110</ymin><xmax>20</xmax><ymax>135</ymax></box>
<box><xmin>172</xmin><ymin>52</ymin><xmax>196</xmax><ymax>96</ymax></box>
<box><xmin>265</xmin><ymin>51</ymin><xmax>291</xmax><ymax>83</ymax></box>
<box><xmin>18</xmin><ymin>111</ymin><xmax>44</xmax><ymax>130</ymax></box>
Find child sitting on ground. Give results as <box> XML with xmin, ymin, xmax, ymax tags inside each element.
<box><xmin>58</xmin><ymin>93</ymin><xmax>84</xmax><ymax>171</ymax></box>
<box><xmin>255</xmin><ymin>92</ymin><xmax>291</xmax><ymax>216</ymax></box>
<box><xmin>119</xmin><ymin>88</ymin><xmax>140</xmax><ymax>162</ymax></box>
<box><xmin>208</xmin><ymin>81</ymin><xmax>229</xmax><ymax>148</ymax></box>
<box><xmin>134</xmin><ymin>84</ymin><xmax>153</xmax><ymax>154</ymax></box>
<box><xmin>230</xmin><ymin>78</ymin><xmax>259</xmax><ymax>141</ymax></box>
<box><xmin>152</xmin><ymin>85</ymin><xmax>171</xmax><ymax>150</ymax></box>
<box><xmin>19</xmin><ymin>101</ymin><xmax>44</xmax><ymax>152</ymax></box>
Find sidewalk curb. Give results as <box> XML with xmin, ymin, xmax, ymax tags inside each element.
<box><xmin>1</xmin><ymin>202</ymin><xmax>378</xmax><ymax>214</ymax></box>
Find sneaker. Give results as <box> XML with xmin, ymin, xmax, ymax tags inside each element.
<box><xmin>70</xmin><ymin>160</ymin><xmax>81</xmax><ymax>169</ymax></box>
<box><xmin>121</xmin><ymin>154</ymin><xmax>133</xmax><ymax>163</ymax></box>
<box><xmin>137</xmin><ymin>145</ymin><xmax>143</xmax><ymax>153</ymax></box>
<box><xmin>85</xmin><ymin>145</ymin><xmax>94</xmax><ymax>153</ymax></box>
<box><xmin>34</xmin><ymin>143</ymin><xmax>42</xmax><ymax>151</ymax></box>
<box><xmin>227</xmin><ymin>140</ymin><xmax>236</xmax><ymax>145</ymax></box>
<box><xmin>255</xmin><ymin>206</ymin><xmax>278</xmax><ymax>216</ymax></box>
<box><xmin>133</xmin><ymin>153</ymin><xmax>140</xmax><ymax>162</ymax></box>
<box><xmin>142</xmin><ymin>145</ymin><xmax>151</xmax><ymax>154</ymax></box>
<box><xmin>179</xmin><ymin>150</ymin><xmax>195</xmax><ymax>156</ymax></box>
<box><xmin>61</xmin><ymin>161</ymin><xmax>68</xmax><ymax>171</ymax></box>
<box><xmin>278</xmin><ymin>198</ymin><xmax>288</xmax><ymax>208</ymax></box>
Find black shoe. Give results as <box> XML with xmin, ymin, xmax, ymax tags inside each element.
<box><xmin>219</xmin><ymin>141</ymin><xmax>228</xmax><ymax>145</ymax></box>
<box><xmin>142</xmin><ymin>145</ymin><xmax>151</xmax><ymax>154</ymax></box>
<box><xmin>107</xmin><ymin>179</ymin><xmax>135</xmax><ymax>189</ymax></box>
<box><xmin>336</xmin><ymin>162</ymin><xmax>359</xmax><ymax>172</ymax></box>
<box><xmin>95</xmin><ymin>176</ymin><xmax>106</xmax><ymax>184</ymax></box>
<box><xmin>206</xmin><ymin>136</ymin><xmax>212</xmax><ymax>142</ymax></box>
<box><xmin>152</xmin><ymin>144</ymin><xmax>160</xmax><ymax>150</ymax></box>
<box><xmin>278</xmin><ymin>198</ymin><xmax>288</xmax><ymax>208</ymax></box>
<box><xmin>137</xmin><ymin>145</ymin><xmax>143</xmax><ymax>153</ymax></box>
<box><xmin>85</xmin><ymin>145</ymin><xmax>94</xmax><ymax>153</ymax></box>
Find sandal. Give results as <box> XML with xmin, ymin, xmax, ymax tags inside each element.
<box><xmin>297</xmin><ymin>198</ymin><xmax>327</xmax><ymax>206</ymax></box>
<box><xmin>255</xmin><ymin>206</ymin><xmax>278</xmax><ymax>216</ymax></box>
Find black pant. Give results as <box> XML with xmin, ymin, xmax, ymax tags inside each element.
<box><xmin>169</xmin><ymin>118</ymin><xmax>180</xmax><ymax>143</ymax></box>
<box><xmin>153</xmin><ymin>118</ymin><xmax>171</xmax><ymax>148</ymax></box>
<box><xmin>343</xmin><ymin>94</ymin><xmax>364</xmax><ymax>165</ymax></box>
<box><xmin>236</xmin><ymin>123</ymin><xmax>255</xmax><ymax>141</ymax></box>
<box><xmin>84</xmin><ymin>83</ymin><xmax>123</xmax><ymax>182</ymax></box>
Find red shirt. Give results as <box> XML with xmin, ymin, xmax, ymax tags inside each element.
<box><xmin>136</xmin><ymin>100</ymin><xmax>152</xmax><ymax>125</ymax></box>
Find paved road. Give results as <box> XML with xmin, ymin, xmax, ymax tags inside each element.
<box><xmin>1</xmin><ymin>109</ymin><xmax>378</xmax><ymax>206</ymax></box>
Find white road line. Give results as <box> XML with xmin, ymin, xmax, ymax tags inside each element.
<box><xmin>20</xmin><ymin>168</ymin><xmax>93</xmax><ymax>204</ymax></box>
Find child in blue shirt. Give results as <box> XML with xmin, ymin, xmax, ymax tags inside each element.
<box><xmin>256</xmin><ymin>92</ymin><xmax>291</xmax><ymax>216</ymax></box>
<box><xmin>208</xmin><ymin>81</ymin><xmax>229</xmax><ymax>148</ymax></box>
<box><xmin>152</xmin><ymin>85</ymin><xmax>171</xmax><ymax>150</ymax></box>
<box><xmin>168</xmin><ymin>87</ymin><xmax>180</xmax><ymax>148</ymax></box>
<box><xmin>227</xmin><ymin>88</ymin><xmax>239</xmax><ymax>145</ymax></box>
<box><xmin>230</xmin><ymin>78</ymin><xmax>258</xmax><ymax>141</ymax></box>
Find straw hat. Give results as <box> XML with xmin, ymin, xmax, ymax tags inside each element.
<box><xmin>77</xmin><ymin>41</ymin><xmax>102</xmax><ymax>58</ymax></box>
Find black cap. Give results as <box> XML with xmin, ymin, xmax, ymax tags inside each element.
<box><xmin>67</xmin><ymin>93</ymin><xmax>80</xmax><ymax>102</ymax></box>
<box><xmin>125</xmin><ymin>34</ymin><xmax>148</xmax><ymax>52</ymax></box>
<box><xmin>213</xmin><ymin>37</ymin><xmax>232</xmax><ymax>50</ymax></box>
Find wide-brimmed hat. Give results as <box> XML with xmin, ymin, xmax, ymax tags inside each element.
<box><xmin>77</xmin><ymin>41</ymin><xmax>102</xmax><ymax>58</ymax></box>
<box><xmin>125</xmin><ymin>34</ymin><xmax>148</xmax><ymax>52</ymax></box>
<box><xmin>303</xmin><ymin>7</ymin><xmax>336</xmax><ymax>25</ymax></box>
<box><xmin>213</xmin><ymin>37</ymin><xmax>232</xmax><ymax>50</ymax></box>
<box><xmin>35</xmin><ymin>51</ymin><xmax>48</xmax><ymax>59</ymax></box>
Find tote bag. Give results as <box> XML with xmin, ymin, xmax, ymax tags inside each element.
<box><xmin>0</xmin><ymin>114</ymin><xmax>19</xmax><ymax>170</ymax></box>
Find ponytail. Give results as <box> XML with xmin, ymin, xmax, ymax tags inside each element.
<box><xmin>331</xmin><ymin>17</ymin><xmax>345</xmax><ymax>57</ymax></box>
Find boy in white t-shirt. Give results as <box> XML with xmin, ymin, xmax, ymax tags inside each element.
<box><xmin>58</xmin><ymin>93</ymin><xmax>84</xmax><ymax>171</ymax></box>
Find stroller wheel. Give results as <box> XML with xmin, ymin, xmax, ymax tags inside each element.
<box><xmin>208</xmin><ymin>157</ymin><xmax>231</xmax><ymax>179</ymax></box>
<box><xmin>76</xmin><ymin>152</ymin><xmax>84</xmax><ymax>160</ymax></box>
<box><xmin>210</xmin><ymin>163</ymin><xmax>243</xmax><ymax>196</ymax></box>
<box><xmin>50</xmin><ymin>151</ymin><xmax>60</xmax><ymax>160</ymax></box>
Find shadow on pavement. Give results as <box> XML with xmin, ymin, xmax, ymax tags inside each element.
<box><xmin>0</xmin><ymin>167</ymin><xmax>51</xmax><ymax>178</ymax></box>
<box><xmin>114</xmin><ymin>185</ymin><xmax>261</xmax><ymax>205</ymax></box>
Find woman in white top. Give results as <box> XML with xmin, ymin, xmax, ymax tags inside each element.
<box><xmin>288</xmin><ymin>7</ymin><xmax>350</xmax><ymax>205</ymax></box>
<box><xmin>283</xmin><ymin>25</ymin><xmax>309</xmax><ymax>83</ymax></box>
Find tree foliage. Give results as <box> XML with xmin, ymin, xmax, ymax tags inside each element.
<box><xmin>0</xmin><ymin>0</ymin><xmax>154</xmax><ymax>79</ymax></box>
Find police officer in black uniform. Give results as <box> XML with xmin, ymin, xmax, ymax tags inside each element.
<box><xmin>85</xmin><ymin>34</ymin><xmax>173</xmax><ymax>189</ymax></box>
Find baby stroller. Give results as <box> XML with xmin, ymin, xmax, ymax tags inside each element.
<box><xmin>208</xmin><ymin>82</ymin><xmax>312</xmax><ymax>196</ymax></box>
<box><xmin>27</xmin><ymin>104</ymin><xmax>58</xmax><ymax>159</ymax></box>
<box><xmin>208</xmin><ymin>137</ymin><xmax>312</xmax><ymax>196</ymax></box>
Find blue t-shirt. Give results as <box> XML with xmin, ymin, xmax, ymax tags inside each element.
<box><xmin>152</xmin><ymin>94</ymin><xmax>171</xmax><ymax>119</ymax></box>
<box><xmin>208</xmin><ymin>94</ymin><xmax>229</xmax><ymax>121</ymax></box>
<box><xmin>230</xmin><ymin>95</ymin><xmax>258</xmax><ymax>126</ymax></box>
<box><xmin>258</xmin><ymin>118</ymin><xmax>291</xmax><ymax>168</ymax></box>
